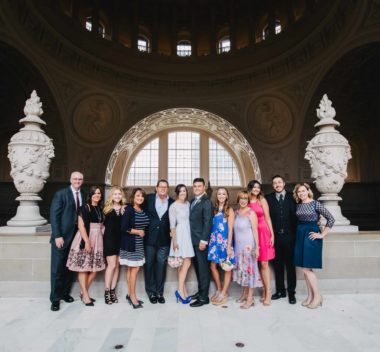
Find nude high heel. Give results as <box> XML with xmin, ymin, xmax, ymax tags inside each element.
<box><xmin>307</xmin><ymin>295</ymin><xmax>323</xmax><ymax>309</ymax></box>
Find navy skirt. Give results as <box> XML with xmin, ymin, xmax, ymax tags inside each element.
<box><xmin>294</xmin><ymin>221</ymin><xmax>323</xmax><ymax>269</ymax></box>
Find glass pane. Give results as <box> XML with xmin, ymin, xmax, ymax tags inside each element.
<box><xmin>208</xmin><ymin>138</ymin><xmax>241</xmax><ymax>186</ymax></box>
<box><xmin>126</xmin><ymin>138</ymin><xmax>159</xmax><ymax>186</ymax></box>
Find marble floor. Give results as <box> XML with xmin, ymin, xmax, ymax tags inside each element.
<box><xmin>0</xmin><ymin>293</ymin><xmax>379</xmax><ymax>352</ymax></box>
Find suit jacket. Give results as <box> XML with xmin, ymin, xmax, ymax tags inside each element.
<box><xmin>189</xmin><ymin>194</ymin><xmax>213</xmax><ymax>246</ymax></box>
<box><xmin>143</xmin><ymin>193</ymin><xmax>174</xmax><ymax>247</ymax></box>
<box><xmin>50</xmin><ymin>186</ymin><xmax>87</xmax><ymax>249</ymax></box>
<box><xmin>266</xmin><ymin>191</ymin><xmax>297</xmax><ymax>239</ymax></box>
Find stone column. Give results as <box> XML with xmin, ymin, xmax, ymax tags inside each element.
<box><xmin>305</xmin><ymin>94</ymin><xmax>358</xmax><ymax>233</ymax></box>
<box><xmin>0</xmin><ymin>91</ymin><xmax>55</xmax><ymax>234</ymax></box>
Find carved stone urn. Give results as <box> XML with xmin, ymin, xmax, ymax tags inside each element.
<box><xmin>305</xmin><ymin>94</ymin><xmax>358</xmax><ymax>232</ymax></box>
<box><xmin>5</xmin><ymin>91</ymin><xmax>55</xmax><ymax>230</ymax></box>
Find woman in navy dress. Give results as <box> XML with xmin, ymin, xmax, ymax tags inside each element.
<box><xmin>120</xmin><ymin>188</ymin><xmax>149</xmax><ymax>309</ymax></box>
<box><xmin>103</xmin><ymin>186</ymin><xmax>125</xmax><ymax>305</ymax></box>
<box><xmin>293</xmin><ymin>183</ymin><xmax>335</xmax><ymax>309</ymax></box>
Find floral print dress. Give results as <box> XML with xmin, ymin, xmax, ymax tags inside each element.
<box><xmin>207</xmin><ymin>209</ymin><xmax>235</xmax><ymax>264</ymax></box>
<box><xmin>233</xmin><ymin>209</ymin><xmax>262</xmax><ymax>288</ymax></box>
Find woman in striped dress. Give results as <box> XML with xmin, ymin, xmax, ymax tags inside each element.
<box><xmin>120</xmin><ymin>188</ymin><xmax>149</xmax><ymax>308</ymax></box>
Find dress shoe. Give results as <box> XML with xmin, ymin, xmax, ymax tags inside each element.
<box><xmin>307</xmin><ymin>295</ymin><xmax>323</xmax><ymax>309</ymax></box>
<box><xmin>157</xmin><ymin>295</ymin><xmax>165</xmax><ymax>304</ymax></box>
<box><xmin>50</xmin><ymin>301</ymin><xmax>60</xmax><ymax>311</ymax></box>
<box><xmin>190</xmin><ymin>298</ymin><xmax>210</xmax><ymax>307</ymax></box>
<box><xmin>63</xmin><ymin>294</ymin><xmax>74</xmax><ymax>303</ymax></box>
<box><xmin>126</xmin><ymin>295</ymin><xmax>144</xmax><ymax>305</ymax></box>
<box><xmin>148</xmin><ymin>294</ymin><xmax>158</xmax><ymax>304</ymax></box>
<box><xmin>288</xmin><ymin>295</ymin><xmax>296</xmax><ymax>304</ymax></box>
<box><xmin>189</xmin><ymin>292</ymin><xmax>200</xmax><ymax>301</ymax></box>
<box><xmin>271</xmin><ymin>291</ymin><xmax>286</xmax><ymax>300</ymax></box>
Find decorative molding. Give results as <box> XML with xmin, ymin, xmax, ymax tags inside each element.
<box><xmin>72</xmin><ymin>95</ymin><xmax>120</xmax><ymax>144</ymax></box>
<box><xmin>105</xmin><ymin>108</ymin><xmax>261</xmax><ymax>185</ymax></box>
<box><xmin>247</xmin><ymin>96</ymin><xmax>294</xmax><ymax>144</ymax></box>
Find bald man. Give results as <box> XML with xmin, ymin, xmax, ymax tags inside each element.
<box><xmin>49</xmin><ymin>171</ymin><xmax>86</xmax><ymax>311</ymax></box>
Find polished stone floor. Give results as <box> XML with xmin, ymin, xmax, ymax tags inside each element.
<box><xmin>0</xmin><ymin>293</ymin><xmax>379</xmax><ymax>352</ymax></box>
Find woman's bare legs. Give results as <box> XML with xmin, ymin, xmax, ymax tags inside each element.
<box><xmin>129</xmin><ymin>266</ymin><xmax>140</xmax><ymax>305</ymax></box>
<box><xmin>260</xmin><ymin>261</ymin><xmax>272</xmax><ymax>305</ymax></box>
<box><xmin>78</xmin><ymin>272</ymin><xmax>91</xmax><ymax>303</ymax></box>
<box><xmin>178</xmin><ymin>258</ymin><xmax>191</xmax><ymax>298</ymax></box>
<box><xmin>210</xmin><ymin>262</ymin><xmax>222</xmax><ymax>300</ymax></box>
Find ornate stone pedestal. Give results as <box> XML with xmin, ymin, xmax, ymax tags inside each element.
<box><xmin>0</xmin><ymin>91</ymin><xmax>54</xmax><ymax>234</ymax></box>
<box><xmin>305</xmin><ymin>94</ymin><xmax>358</xmax><ymax>233</ymax></box>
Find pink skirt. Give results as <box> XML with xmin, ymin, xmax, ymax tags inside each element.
<box><xmin>67</xmin><ymin>223</ymin><xmax>105</xmax><ymax>272</ymax></box>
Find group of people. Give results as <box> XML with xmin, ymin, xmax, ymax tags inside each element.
<box><xmin>49</xmin><ymin>172</ymin><xmax>335</xmax><ymax>312</ymax></box>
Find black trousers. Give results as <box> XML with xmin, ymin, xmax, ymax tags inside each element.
<box><xmin>50</xmin><ymin>243</ymin><xmax>76</xmax><ymax>303</ymax></box>
<box><xmin>273</xmin><ymin>236</ymin><xmax>297</xmax><ymax>295</ymax></box>
<box><xmin>192</xmin><ymin>245</ymin><xmax>211</xmax><ymax>300</ymax></box>
<box><xmin>144</xmin><ymin>245</ymin><xmax>170</xmax><ymax>296</ymax></box>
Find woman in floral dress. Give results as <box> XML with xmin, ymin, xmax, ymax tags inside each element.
<box><xmin>233</xmin><ymin>190</ymin><xmax>262</xmax><ymax>309</ymax></box>
<box><xmin>207</xmin><ymin>187</ymin><xmax>235</xmax><ymax>305</ymax></box>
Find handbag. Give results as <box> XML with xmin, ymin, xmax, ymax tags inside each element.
<box><xmin>220</xmin><ymin>258</ymin><xmax>234</xmax><ymax>272</ymax></box>
<box><xmin>168</xmin><ymin>250</ymin><xmax>184</xmax><ymax>268</ymax></box>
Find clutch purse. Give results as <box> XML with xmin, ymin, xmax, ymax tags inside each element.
<box><xmin>168</xmin><ymin>250</ymin><xmax>184</xmax><ymax>268</ymax></box>
<box><xmin>220</xmin><ymin>258</ymin><xmax>234</xmax><ymax>272</ymax></box>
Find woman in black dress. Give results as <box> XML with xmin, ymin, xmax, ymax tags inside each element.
<box><xmin>103</xmin><ymin>186</ymin><xmax>125</xmax><ymax>304</ymax></box>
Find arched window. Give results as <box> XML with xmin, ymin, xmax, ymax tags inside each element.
<box><xmin>262</xmin><ymin>20</ymin><xmax>281</xmax><ymax>40</ymax></box>
<box><xmin>209</xmin><ymin>138</ymin><xmax>241</xmax><ymax>186</ymax></box>
<box><xmin>177</xmin><ymin>40</ymin><xmax>192</xmax><ymax>57</ymax></box>
<box><xmin>126</xmin><ymin>138</ymin><xmax>159</xmax><ymax>186</ymax></box>
<box><xmin>218</xmin><ymin>37</ymin><xmax>231</xmax><ymax>54</ymax></box>
<box><xmin>125</xmin><ymin>131</ymin><xmax>242</xmax><ymax>187</ymax></box>
<box><xmin>137</xmin><ymin>35</ymin><xmax>150</xmax><ymax>52</ymax></box>
<box><xmin>85</xmin><ymin>17</ymin><xmax>105</xmax><ymax>38</ymax></box>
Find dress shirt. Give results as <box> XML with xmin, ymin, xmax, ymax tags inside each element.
<box><xmin>70</xmin><ymin>186</ymin><xmax>82</xmax><ymax>210</ymax></box>
<box><xmin>276</xmin><ymin>190</ymin><xmax>286</xmax><ymax>201</ymax></box>
<box><xmin>155</xmin><ymin>194</ymin><xmax>169</xmax><ymax>219</ymax></box>
<box><xmin>193</xmin><ymin>193</ymin><xmax>208</xmax><ymax>245</ymax></box>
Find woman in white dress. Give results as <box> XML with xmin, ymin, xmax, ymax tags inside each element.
<box><xmin>169</xmin><ymin>184</ymin><xmax>195</xmax><ymax>304</ymax></box>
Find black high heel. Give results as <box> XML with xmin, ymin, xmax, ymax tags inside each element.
<box><xmin>105</xmin><ymin>289</ymin><xmax>112</xmax><ymax>305</ymax></box>
<box><xmin>80</xmin><ymin>292</ymin><xmax>96</xmax><ymax>302</ymax></box>
<box><xmin>126</xmin><ymin>295</ymin><xmax>144</xmax><ymax>305</ymax></box>
<box><xmin>110</xmin><ymin>289</ymin><xmax>118</xmax><ymax>303</ymax></box>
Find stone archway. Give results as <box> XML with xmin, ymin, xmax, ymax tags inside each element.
<box><xmin>105</xmin><ymin>108</ymin><xmax>261</xmax><ymax>187</ymax></box>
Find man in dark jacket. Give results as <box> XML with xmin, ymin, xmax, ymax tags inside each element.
<box><xmin>143</xmin><ymin>179</ymin><xmax>174</xmax><ymax>304</ymax></box>
<box><xmin>266</xmin><ymin>175</ymin><xmax>298</xmax><ymax>304</ymax></box>
<box><xmin>50</xmin><ymin>171</ymin><xmax>86</xmax><ymax>311</ymax></box>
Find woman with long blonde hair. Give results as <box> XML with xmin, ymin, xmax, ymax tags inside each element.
<box><xmin>103</xmin><ymin>186</ymin><xmax>125</xmax><ymax>304</ymax></box>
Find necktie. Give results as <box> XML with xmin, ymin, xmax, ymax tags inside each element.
<box><xmin>279</xmin><ymin>194</ymin><xmax>284</xmax><ymax>205</ymax></box>
<box><xmin>191</xmin><ymin>199</ymin><xmax>198</xmax><ymax>210</ymax></box>
<box><xmin>76</xmin><ymin>191</ymin><xmax>80</xmax><ymax>214</ymax></box>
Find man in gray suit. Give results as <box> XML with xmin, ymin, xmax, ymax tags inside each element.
<box><xmin>49</xmin><ymin>171</ymin><xmax>86</xmax><ymax>311</ymax></box>
<box><xmin>189</xmin><ymin>178</ymin><xmax>213</xmax><ymax>307</ymax></box>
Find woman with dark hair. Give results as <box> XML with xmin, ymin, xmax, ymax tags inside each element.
<box><xmin>293</xmin><ymin>183</ymin><xmax>334</xmax><ymax>309</ymax></box>
<box><xmin>120</xmin><ymin>188</ymin><xmax>149</xmax><ymax>308</ymax></box>
<box><xmin>207</xmin><ymin>187</ymin><xmax>235</xmax><ymax>305</ymax></box>
<box><xmin>67</xmin><ymin>186</ymin><xmax>105</xmax><ymax>306</ymax></box>
<box><xmin>247</xmin><ymin>180</ymin><xmax>275</xmax><ymax>306</ymax></box>
<box><xmin>169</xmin><ymin>184</ymin><xmax>194</xmax><ymax>304</ymax></box>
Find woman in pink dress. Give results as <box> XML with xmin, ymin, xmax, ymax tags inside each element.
<box><xmin>247</xmin><ymin>180</ymin><xmax>275</xmax><ymax>306</ymax></box>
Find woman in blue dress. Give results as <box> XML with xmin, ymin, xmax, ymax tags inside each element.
<box><xmin>207</xmin><ymin>187</ymin><xmax>235</xmax><ymax>305</ymax></box>
<box><xmin>293</xmin><ymin>183</ymin><xmax>335</xmax><ymax>309</ymax></box>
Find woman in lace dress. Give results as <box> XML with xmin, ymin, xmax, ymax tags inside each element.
<box><xmin>169</xmin><ymin>184</ymin><xmax>194</xmax><ymax>304</ymax></box>
<box><xmin>67</xmin><ymin>186</ymin><xmax>105</xmax><ymax>306</ymax></box>
<box><xmin>293</xmin><ymin>183</ymin><xmax>335</xmax><ymax>309</ymax></box>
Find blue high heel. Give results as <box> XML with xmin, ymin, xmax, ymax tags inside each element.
<box><xmin>175</xmin><ymin>290</ymin><xmax>190</xmax><ymax>304</ymax></box>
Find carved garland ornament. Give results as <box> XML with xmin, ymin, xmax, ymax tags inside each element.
<box><xmin>105</xmin><ymin>108</ymin><xmax>261</xmax><ymax>185</ymax></box>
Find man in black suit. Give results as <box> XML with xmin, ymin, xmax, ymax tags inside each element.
<box><xmin>189</xmin><ymin>178</ymin><xmax>213</xmax><ymax>307</ymax></box>
<box><xmin>143</xmin><ymin>179</ymin><xmax>174</xmax><ymax>304</ymax></box>
<box><xmin>266</xmin><ymin>175</ymin><xmax>298</xmax><ymax>304</ymax></box>
<box><xmin>50</xmin><ymin>171</ymin><xmax>86</xmax><ymax>311</ymax></box>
